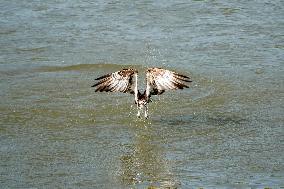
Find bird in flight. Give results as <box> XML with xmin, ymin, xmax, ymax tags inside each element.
<box><xmin>92</xmin><ymin>67</ymin><xmax>192</xmax><ymax>118</ymax></box>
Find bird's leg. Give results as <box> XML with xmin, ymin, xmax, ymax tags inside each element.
<box><xmin>136</xmin><ymin>104</ymin><xmax>141</xmax><ymax>118</ymax></box>
<box><xmin>137</xmin><ymin>109</ymin><xmax>141</xmax><ymax>118</ymax></box>
<box><xmin>144</xmin><ymin>105</ymin><xmax>148</xmax><ymax>119</ymax></box>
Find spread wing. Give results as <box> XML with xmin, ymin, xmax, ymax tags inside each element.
<box><xmin>146</xmin><ymin>67</ymin><xmax>192</xmax><ymax>99</ymax></box>
<box><xmin>92</xmin><ymin>69</ymin><xmax>138</xmax><ymax>95</ymax></box>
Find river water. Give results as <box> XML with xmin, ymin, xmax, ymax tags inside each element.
<box><xmin>0</xmin><ymin>0</ymin><xmax>283</xmax><ymax>188</ymax></box>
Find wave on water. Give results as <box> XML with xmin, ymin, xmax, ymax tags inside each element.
<box><xmin>37</xmin><ymin>63</ymin><xmax>144</xmax><ymax>73</ymax></box>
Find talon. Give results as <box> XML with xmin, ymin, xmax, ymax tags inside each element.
<box><xmin>137</xmin><ymin>112</ymin><xmax>141</xmax><ymax>118</ymax></box>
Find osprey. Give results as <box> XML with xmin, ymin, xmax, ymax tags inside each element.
<box><xmin>92</xmin><ymin>67</ymin><xmax>192</xmax><ymax>118</ymax></box>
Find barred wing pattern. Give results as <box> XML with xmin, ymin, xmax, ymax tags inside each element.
<box><xmin>92</xmin><ymin>69</ymin><xmax>138</xmax><ymax>94</ymax></box>
<box><xmin>146</xmin><ymin>67</ymin><xmax>192</xmax><ymax>98</ymax></box>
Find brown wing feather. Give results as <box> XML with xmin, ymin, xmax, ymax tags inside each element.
<box><xmin>92</xmin><ymin>68</ymin><xmax>138</xmax><ymax>94</ymax></box>
<box><xmin>146</xmin><ymin>67</ymin><xmax>192</xmax><ymax>97</ymax></box>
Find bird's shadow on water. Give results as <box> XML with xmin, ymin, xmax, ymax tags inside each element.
<box><xmin>158</xmin><ymin>113</ymin><xmax>247</xmax><ymax>127</ymax></box>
